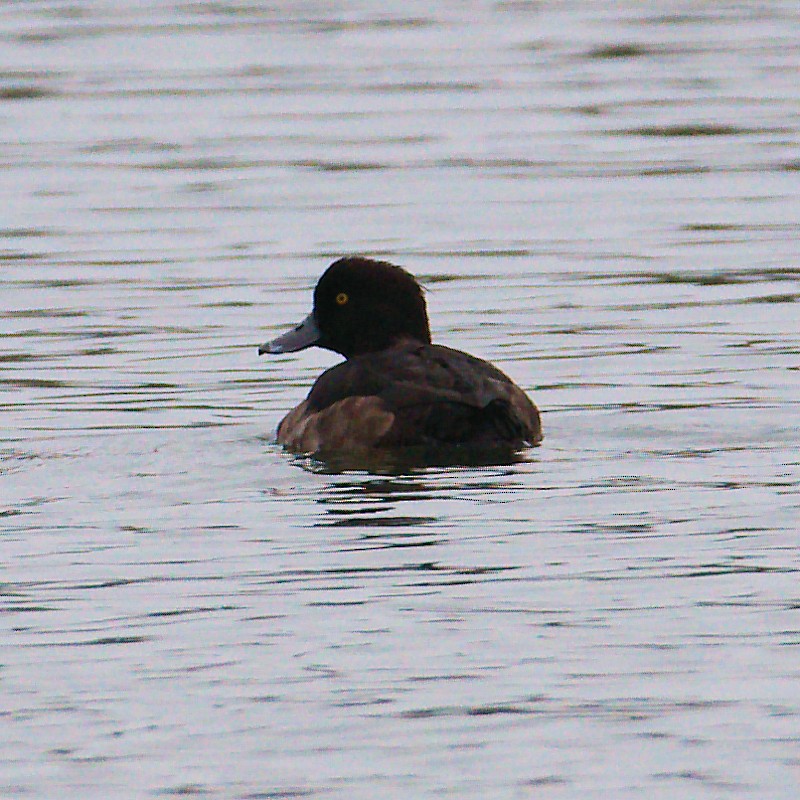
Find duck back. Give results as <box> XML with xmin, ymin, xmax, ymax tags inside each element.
<box><xmin>277</xmin><ymin>341</ymin><xmax>541</xmax><ymax>453</ymax></box>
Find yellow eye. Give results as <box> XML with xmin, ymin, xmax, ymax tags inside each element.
<box><xmin>335</xmin><ymin>292</ymin><xmax>349</xmax><ymax>306</ymax></box>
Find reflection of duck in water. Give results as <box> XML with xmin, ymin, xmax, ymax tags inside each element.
<box><xmin>260</xmin><ymin>257</ymin><xmax>542</xmax><ymax>456</ymax></box>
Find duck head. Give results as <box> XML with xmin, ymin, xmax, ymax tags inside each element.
<box><xmin>259</xmin><ymin>257</ymin><xmax>432</xmax><ymax>359</ymax></box>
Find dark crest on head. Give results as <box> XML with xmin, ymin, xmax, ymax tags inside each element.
<box><xmin>313</xmin><ymin>257</ymin><xmax>432</xmax><ymax>357</ymax></box>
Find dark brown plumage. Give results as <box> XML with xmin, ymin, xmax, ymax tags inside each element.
<box><xmin>259</xmin><ymin>257</ymin><xmax>542</xmax><ymax>456</ymax></box>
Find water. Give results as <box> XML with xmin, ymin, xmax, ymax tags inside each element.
<box><xmin>2</xmin><ymin>2</ymin><xmax>800</xmax><ymax>798</ymax></box>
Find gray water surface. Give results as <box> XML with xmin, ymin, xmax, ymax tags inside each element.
<box><xmin>3</xmin><ymin>2</ymin><xmax>800</xmax><ymax>798</ymax></box>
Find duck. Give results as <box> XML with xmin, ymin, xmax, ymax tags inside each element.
<box><xmin>259</xmin><ymin>257</ymin><xmax>542</xmax><ymax>456</ymax></box>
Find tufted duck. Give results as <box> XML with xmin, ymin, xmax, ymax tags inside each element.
<box><xmin>259</xmin><ymin>257</ymin><xmax>542</xmax><ymax>455</ymax></box>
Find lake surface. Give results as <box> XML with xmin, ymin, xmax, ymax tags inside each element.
<box><xmin>2</xmin><ymin>2</ymin><xmax>800</xmax><ymax>798</ymax></box>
